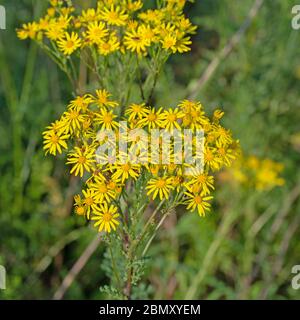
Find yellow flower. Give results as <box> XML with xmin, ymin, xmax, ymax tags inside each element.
<box><xmin>67</xmin><ymin>146</ymin><xmax>95</xmax><ymax>177</ymax></box>
<box><xmin>100</xmin><ymin>4</ymin><xmax>128</xmax><ymax>27</ymax></box>
<box><xmin>148</xmin><ymin>164</ymin><xmax>161</xmax><ymax>176</ymax></box>
<box><xmin>106</xmin><ymin>177</ymin><xmax>123</xmax><ymax>193</ymax></box>
<box><xmin>126</xmin><ymin>19</ymin><xmax>139</xmax><ymax>30</ymax></box>
<box><xmin>213</xmin><ymin>125</ymin><xmax>233</xmax><ymax>145</ymax></box>
<box><xmin>146</xmin><ymin>176</ymin><xmax>174</xmax><ymax>200</ymax></box>
<box><xmin>124</xmin><ymin>28</ymin><xmax>150</xmax><ymax>55</ymax></box>
<box><xmin>186</xmin><ymin>173</ymin><xmax>215</xmax><ymax>195</ymax></box>
<box><xmin>56</xmin><ymin>15</ymin><xmax>72</xmax><ymax>30</ymax></box>
<box><xmin>86</xmin><ymin>21</ymin><xmax>108</xmax><ymax>44</ymax></box>
<box><xmin>80</xmin><ymin>8</ymin><xmax>98</xmax><ymax>23</ymax></box>
<box><xmin>125</xmin><ymin>0</ymin><xmax>143</xmax><ymax>12</ymax></box>
<box><xmin>74</xmin><ymin>192</ymin><xmax>95</xmax><ymax>219</ymax></box>
<box><xmin>161</xmin><ymin>34</ymin><xmax>177</xmax><ymax>52</ymax></box>
<box><xmin>43</xmin><ymin>130</ymin><xmax>69</xmax><ymax>156</ymax></box>
<box><xmin>176</xmin><ymin>17</ymin><xmax>197</xmax><ymax>35</ymax></box>
<box><xmin>68</xmin><ymin>95</ymin><xmax>92</xmax><ymax>112</ymax></box>
<box><xmin>57</xmin><ymin>32</ymin><xmax>82</xmax><ymax>56</ymax></box>
<box><xmin>139</xmin><ymin>24</ymin><xmax>158</xmax><ymax>44</ymax></box>
<box><xmin>125</xmin><ymin>103</ymin><xmax>149</xmax><ymax>122</ymax></box>
<box><xmin>38</xmin><ymin>17</ymin><xmax>50</xmax><ymax>31</ymax></box>
<box><xmin>137</xmin><ymin>107</ymin><xmax>163</xmax><ymax>129</ymax></box>
<box><xmin>155</xmin><ymin>23</ymin><xmax>176</xmax><ymax>39</ymax></box>
<box><xmin>61</xmin><ymin>7</ymin><xmax>75</xmax><ymax>16</ymax></box>
<box><xmin>139</xmin><ymin>9</ymin><xmax>164</xmax><ymax>24</ymax></box>
<box><xmin>45</xmin><ymin>23</ymin><xmax>65</xmax><ymax>41</ymax></box>
<box><xmin>100</xmin><ymin>5</ymin><xmax>128</xmax><ymax>26</ymax></box>
<box><xmin>111</xmin><ymin>162</ymin><xmax>140</xmax><ymax>183</ymax></box>
<box><xmin>44</xmin><ymin>120</ymin><xmax>64</xmax><ymax>133</ymax></box>
<box><xmin>174</xmin><ymin>35</ymin><xmax>192</xmax><ymax>53</ymax></box>
<box><xmin>90</xmin><ymin>89</ymin><xmax>119</xmax><ymax>108</ymax></box>
<box><xmin>17</xmin><ymin>22</ymin><xmax>39</xmax><ymax>40</ymax></box>
<box><xmin>90</xmin><ymin>176</ymin><xmax>116</xmax><ymax>203</ymax></box>
<box><xmin>178</xmin><ymin>99</ymin><xmax>200</xmax><ymax>113</ymax></box>
<box><xmin>49</xmin><ymin>0</ymin><xmax>59</xmax><ymax>6</ymax></box>
<box><xmin>60</xmin><ymin>110</ymin><xmax>85</xmax><ymax>134</ymax></box>
<box><xmin>95</xmin><ymin>108</ymin><xmax>119</xmax><ymax>130</ymax></box>
<box><xmin>82</xmin><ymin>189</ymin><xmax>97</xmax><ymax>219</ymax></box>
<box><xmin>161</xmin><ymin>108</ymin><xmax>184</xmax><ymax>131</ymax></box>
<box><xmin>75</xmin><ymin>205</ymin><xmax>86</xmax><ymax>217</ymax></box>
<box><xmin>170</xmin><ymin>173</ymin><xmax>185</xmax><ymax>191</ymax></box>
<box><xmin>47</xmin><ymin>7</ymin><xmax>56</xmax><ymax>18</ymax></box>
<box><xmin>184</xmin><ymin>191</ymin><xmax>213</xmax><ymax>217</ymax></box>
<box><xmin>204</xmin><ymin>147</ymin><xmax>222</xmax><ymax>171</ymax></box>
<box><xmin>247</xmin><ymin>156</ymin><xmax>260</xmax><ymax>169</ymax></box>
<box><xmin>91</xmin><ymin>202</ymin><xmax>120</xmax><ymax>233</ymax></box>
<box><xmin>255</xmin><ymin>159</ymin><xmax>285</xmax><ymax>191</ymax></box>
<box><xmin>98</xmin><ymin>34</ymin><xmax>120</xmax><ymax>56</ymax></box>
<box><xmin>213</xmin><ymin>109</ymin><xmax>225</xmax><ymax>123</ymax></box>
<box><xmin>216</xmin><ymin>141</ymin><xmax>236</xmax><ymax>167</ymax></box>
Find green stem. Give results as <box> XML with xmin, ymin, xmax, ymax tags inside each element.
<box><xmin>142</xmin><ymin>210</ymin><xmax>170</xmax><ymax>257</ymax></box>
<box><xmin>108</xmin><ymin>237</ymin><xmax>122</xmax><ymax>292</ymax></box>
<box><xmin>136</xmin><ymin>53</ymin><xmax>146</xmax><ymax>101</ymax></box>
<box><xmin>137</xmin><ymin>199</ymin><xmax>165</xmax><ymax>248</ymax></box>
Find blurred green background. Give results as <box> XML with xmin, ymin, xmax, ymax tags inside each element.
<box><xmin>0</xmin><ymin>0</ymin><xmax>300</xmax><ymax>299</ymax></box>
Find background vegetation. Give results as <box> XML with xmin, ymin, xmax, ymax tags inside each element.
<box><xmin>0</xmin><ymin>0</ymin><xmax>299</xmax><ymax>299</ymax></box>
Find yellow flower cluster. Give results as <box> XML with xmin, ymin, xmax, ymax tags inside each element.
<box><xmin>42</xmin><ymin>89</ymin><xmax>239</xmax><ymax>233</ymax></box>
<box><xmin>222</xmin><ymin>155</ymin><xmax>285</xmax><ymax>191</ymax></box>
<box><xmin>17</xmin><ymin>0</ymin><xmax>196</xmax><ymax>57</ymax></box>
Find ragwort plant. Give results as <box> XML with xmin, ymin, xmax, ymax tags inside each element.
<box><xmin>17</xmin><ymin>0</ymin><xmax>240</xmax><ymax>299</ymax></box>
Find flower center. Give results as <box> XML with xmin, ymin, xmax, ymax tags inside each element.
<box><xmin>69</xmin><ymin>110</ymin><xmax>79</xmax><ymax>119</ymax></box>
<box><xmin>50</xmin><ymin>134</ymin><xmax>59</xmax><ymax>144</ymax></box>
<box><xmin>144</xmin><ymin>31</ymin><xmax>154</xmax><ymax>39</ymax></box>
<box><xmin>167</xmin><ymin>114</ymin><xmax>177</xmax><ymax>122</ymax></box>
<box><xmin>108</xmin><ymin>12</ymin><xmax>118</xmax><ymax>21</ymax></box>
<box><xmin>103</xmin><ymin>212</ymin><xmax>112</xmax><ymax>222</ymax></box>
<box><xmin>78</xmin><ymin>156</ymin><xmax>86</xmax><ymax>164</ymax></box>
<box><xmin>94</xmin><ymin>28</ymin><xmax>104</xmax><ymax>37</ymax></box>
<box><xmin>191</xmin><ymin>110</ymin><xmax>199</xmax><ymax>118</ymax></box>
<box><xmin>76</xmin><ymin>206</ymin><xmax>85</xmax><ymax>215</ymax></box>
<box><xmin>148</xmin><ymin>112</ymin><xmax>157</xmax><ymax>121</ymax></box>
<box><xmin>102</xmin><ymin>43</ymin><xmax>111</xmax><ymax>50</ymax></box>
<box><xmin>156</xmin><ymin>179</ymin><xmax>166</xmax><ymax>188</ymax></box>
<box><xmin>85</xmin><ymin>197</ymin><xmax>93</xmax><ymax>206</ymax></box>
<box><xmin>98</xmin><ymin>184</ymin><xmax>107</xmax><ymax>193</ymax></box>
<box><xmin>164</xmin><ymin>36</ymin><xmax>176</xmax><ymax>48</ymax></box>
<box><xmin>197</xmin><ymin>175</ymin><xmax>207</xmax><ymax>184</ymax></box>
<box><xmin>194</xmin><ymin>196</ymin><xmax>202</xmax><ymax>204</ymax></box>
<box><xmin>103</xmin><ymin>114</ymin><xmax>113</xmax><ymax>123</ymax></box>
<box><xmin>206</xmin><ymin>151</ymin><xmax>213</xmax><ymax>161</ymax></box>
<box><xmin>218</xmin><ymin>148</ymin><xmax>226</xmax><ymax>156</ymax></box>
<box><xmin>66</xmin><ymin>40</ymin><xmax>75</xmax><ymax>49</ymax></box>
<box><xmin>122</xmin><ymin>164</ymin><xmax>131</xmax><ymax>172</ymax></box>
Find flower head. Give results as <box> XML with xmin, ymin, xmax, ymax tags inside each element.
<box><xmin>57</xmin><ymin>32</ymin><xmax>82</xmax><ymax>56</ymax></box>
<box><xmin>91</xmin><ymin>202</ymin><xmax>120</xmax><ymax>233</ymax></box>
<box><xmin>146</xmin><ymin>176</ymin><xmax>174</xmax><ymax>200</ymax></box>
